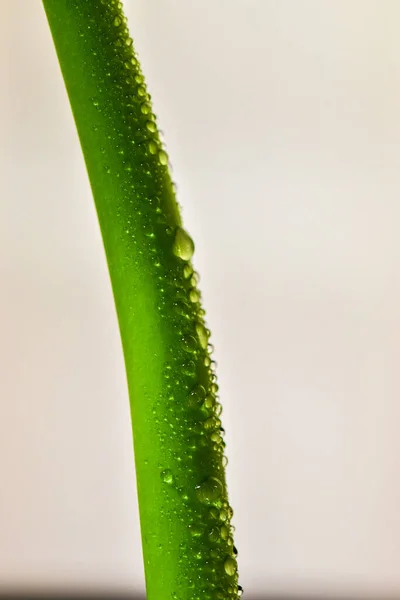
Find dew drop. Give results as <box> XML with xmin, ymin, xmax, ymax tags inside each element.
<box><xmin>211</xmin><ymin>431</ymin><xmax>221</xmax><ymax>443</ymax></box>
<box><xmin>196</xmin><ymin>322</ymin><xmax>209</xmax><ymax>349</ymax></box>
<box><xmin>191</xmin><ymin>271</ymin><xmax>200</xmax><ymax>286</ymax></box>
<box><xmin>220</xmin><ymin>525</ymin><xmax>229</xmax><ymax>540</ymax></box>
<box><xmin>233</xmin><ymin>545</ymin><xmax>238</xmax><ymax>558</ymax></box>
<box><xmin>183</xmin><ymin>334</ymin><xmax>197</xmax><ymax>353</ymax></box>
<box><xmin>189</xmin><ymin>289</ymin><xmax>200</xmax><ymax>303</ymax></box>
<box><xmin>188</xmin><ymin>385</ymin><xmax>206</xmax><ymax>407</ymax></box>
<box><xmin>204</xmin><ymin>394</ymin><xmax>216</xmax><ymax>410</ymax></box>
<box><xmin>183</xmin><ymin>264</ymin><xmax>193</xmax><ymax>279</ymax></box>
<box><xmin>113</xmin><ymin>16</ymin><xmax>121</xmax><ymax>26</ymax></box>
<box><xmin>238</xmin><ymin>585</ymin><xmax>243</xmax><ymax>597</ymax></box>
<box><xmin>148</xmin><ymin>141</ymin><xmax>158</xmax><ymax>154</ymax></box>
<box><xmin>173</xmin><ymin>227</ymin><xmax>194</xmax><ymax>261</ymax></box>
<box><xmin>188</xmin><ymin>523</ymin><xmax>203</xmax><ymax>537</ymax></box>
<box><xmin>195</xmin><ymin>476</ymin><xmax>223</xmax><ymax>504</ymax></box>
<box><xmin>161</xmin><ymin>469</ymin><xmax>173</xmax><ymax>484</ymax></box>
<box><xmin>224</xmin><ymin>557</ymin><xmax>237</xmax><ymax>577</ymax></box>
<box><xmin>208</xmin><ymin>527</ymin><xmax>220</xmax><ymax>542</ymax></box>
<box><xmin>146</xmin><ymin>120</ymin><xmax>157</xmax><ymax>133</ymax></box>
<box><xmin>209</xmin><ymin>506</ymin><xmax>220</xmax><ymax>520</ymax></box>
<box><xmin>141</xmin><ymin>103</ymin><xmax>151</xmax><ymax>115</ymax></box>
<box><xmin>219</xmin><ymin>509</ymin><xmax>228</xmax><ymax>522</ymax></box>
<box><xmin>158</xmin><ymin>149</ymin><xmax>168</xmax><ymax>166</ymax></box>
<box><xmin>203</xmin><ymin>417</ymin><xmax>216</xmax><ymax>431</ymax></box>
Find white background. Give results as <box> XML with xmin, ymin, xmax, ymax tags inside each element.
<box><xmin>1</xmin><ymin>0</ymin><xmax>400</xmax><ymax>597</ymax></box>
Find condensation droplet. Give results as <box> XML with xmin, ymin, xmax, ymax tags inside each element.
<box><xmin>195</xmin><ymin>476</ymin><xmax>223</xmax><ymax>505</ymax></box>
<box><xmin>141</xmin><ymin>103</ymin><xmax>151</xmax><ymax>115</ymax></box>
<box><xmin>209</xmin><ymin>507</ymin><xmax>220</xmax><ymax>520</ymax></box>
<box><xmin>220</xmin><ymin>525</ymin><xmax>229</xmax><ymax>540</ymax></box>
<box><xmin>219</xmin><ymin>508</ymin><xmax>228</xmax><ymax>522</ymax></box>
<box><xmin>173</xmin><ymin>227</ymin><xmax>195</xmax><ymax>261</ymax></box>
<box><xmin>183</xmin><ymin>264</ymin><xmax>193</xmax><ymax>279</ymax></box>
<box><xmin>189</xmin><ymin>289</ymin><xmax>200</xmax><ymax>303</ymax></box>
<box><xmin>204</xmin><ymin>394</ymin><xmax>216</xmax><ymax>410</ymax></box>
<box><xmin>148</xmin><ymin>141</ymin><xmax>158</xmax><ymax>154</ymax></box>
<box><xmin>196</xmin><ymin>322</ymin><xmax>209</xmax><ymax>349</ymax></box>
<box><xmin>146</xmin><ymin>120</ymin><xmax>157</xmax><ymax>133</ymax></box>
<box><xmin>191</xmin><ymin>271</ymin><xmax>200</xmax><ymax>286</ymax></box>
<box><xmin>224</xmin><ymin>556</ymin><xmax>237</xmax><ymax>577</ymax></box>
<box><xmin>188</xmin><ymin>385</ymin><xmax>206</xmax><ymax>407</ymax></box>
<box><xmin>161</xmin><ymin>469</ymin><xmax>173</xmax><ymax>484</ymax></box>
<box><xmin>208</xmin><ymin>527</ymin><xmax>220</xmax><ymax>542</ymax></box>
<box><xmin>188</xmin><ymin>523</ymin><xmax>203</xmax><ymax>537</ymax></box>
<box><xmin>183</xmin><ymin>335</ymin><xmax>197</xmax><ymax>353</ymax></box>
<box><xmin>158</xmin><ymin>149</ymin><xmax>168</xmax><ymax>166</ymax></box>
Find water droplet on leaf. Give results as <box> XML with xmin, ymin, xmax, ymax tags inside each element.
<box><xmin>224</xmin><ymin>557</ymin><xmax>237</xmax><ymax>577</ymax></box>
<box><xmin>173</xmin><ymin>227</ymin><xmax>195</xmax><ymax>261</ymax></box>
<box><xmin>161</xmin><ymin>469</ymin><xmax>173</xmax><ymax>484</ymax></box>
<box><xmin>195</xmin><ymin>476</ymin><xmax>223</xmax><ymax>504</ymax></box>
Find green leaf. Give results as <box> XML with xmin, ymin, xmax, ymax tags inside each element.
<box><xmin>41</xmin><ymin>1</ymin><xmax>239</xmax><ymax>599</ymax></box>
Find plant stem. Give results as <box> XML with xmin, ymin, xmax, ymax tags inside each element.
<box><xmin>41</xmin><ymin>2</ymin><xmax>239</xmax><ymax>598</ymax></box>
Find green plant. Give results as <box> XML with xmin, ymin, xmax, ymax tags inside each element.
<box><xmin>42</xmin><ymin>1</ymin><xmax>240</xmax><ymax>599</ymax></box>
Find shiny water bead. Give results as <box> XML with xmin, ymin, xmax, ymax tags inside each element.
<box><xmin>183</xmin><ymin>263</ymin><xmax>193</xmax><ymax>279</ymax></box>
<box><xmin>158</xmin><ymin>149</ymin><xmax>168</xmax><ymax>166</ymax></box>
<box><xmin>209</xmin><ymin>507</ymin><xmax>220</xmax><ymax>520</ymax></box>
<box><xmin>189</xmin><ymin>523</ymin><xmax>203</xmax><ymax>537</ymax></box>
<box><xmin>189</xmin><ymin>289</ymin><xmax>200</xmax><ymax>303</ymax></box>
<box><xmin>183</xmin><ymin>334</ymin><xmax>197</xmax><ymax>353</ymax></box>
<box><xmin>195</xmin><ymin>476</ymin><xmax>223</xmax><ymax>504</ymax></box>
<box><xmin>148</xmin><ymin>140</ymin><xmax>158</xmax><ymax>154</ymax></box>
<box><xmin>195</xmin><ymin>322</ymin><xmax>208</xmax><ymax>349</ymax></box>
<box><xmin>237</xmin><ymin>585</ymin><xmax>243</xmax><ymax>597</ymax></box>
<box><xmin>146</xmin><ymin>120</ymin><xmax>157</xmax><ymax>133</ymax></box>
<box><xmin>208</xmin><ymin>527</ymin><xmax>220</xmax><ymax>542</ymax></box>
<box><xmin>224</xmin><ymin>557</ymin><xmax>237</xmax><ymax>577</ymax></box>
<box><xmin>219</xmin><ymin>508</ymin><xmax>228</xmax><ymax>522</ymax></box>
<box><xmin>203</xmin><ymin>417</ymin><xmax>216</xmax><ymax>431</ymax></box>
<box><xmin>210</xmin><ymin>431</ymin><xmax>222</xmax><ymax>443</ymax></box>
<box><xmin>220</xmin><ymin>525</ymin><xmax>229</xmax><ymax>540</ymax></box>
<box><xmin>160</xmin><ymin>469</ymin><xmax>173</xmax><ymax>484</ymax></box>
<box><xmin>204</xmin><ymin>394</ymin><xmax>216</xmax><ymax>410</ymax></box>
<box><xmin>173</xmin><ymin>227</ymin><xmax>195</xmax><ymax>261</ymax></box>
<box><xmin>191</xmin><ymin>271</ymin><xmax>200</xmax><ymax>286</ymax></box>
<box><xmin>141</xmin><ymin>103</ymin><xmax>151</xmax><ymax>114</ymax></box>
<box><xmin>188</xmin><ymin>384</ymin><xmax>206</xmax><ymax>406</ymax></box>
<box><xmin>215</xmin><ymin>403</ymin><xmax>223</xmax><ymax>417</ymax></box>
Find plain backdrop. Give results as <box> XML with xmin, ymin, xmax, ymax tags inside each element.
<box><xmin>2</xmin><ymin>0</ymin><xmax>400</xmax><ymax>597</ymax></box>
